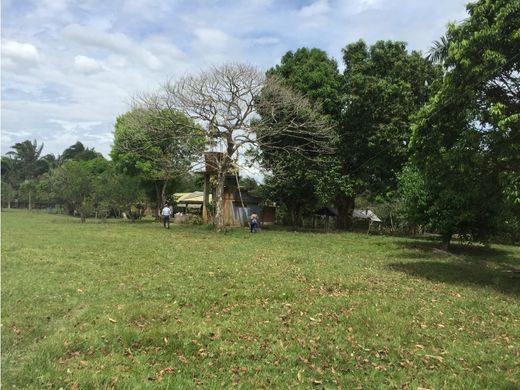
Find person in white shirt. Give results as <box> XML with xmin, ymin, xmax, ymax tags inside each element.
<box><xmin>161</xmin><ymin>203</ymin><xmax>172</xmax><ymax>229</ymax></box>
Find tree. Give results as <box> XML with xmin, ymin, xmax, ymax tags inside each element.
<box><xmin>410</xmin><ymin>0</ymin><xmax>520</xmax><ymax>248</ymax></box>
<box><xmin>1</xmin><ymin>180</ymin><xmax>16</xmax><ymax>209</ymax></box>
<box><xmin>5</xmin><ymin>140</ymin><xmax>50</xmax><ymax>209</ymax></box>
<box><xmin>254</xmin><ymin>74</ymin><xmax>337</xmax><ymax>226</ymax></box>
<box><xmin>267</xmin><ymin>48</ymin><xmax>343</xmax><ymax>118</ymax></box>
<box><xmin>156</xmin><ymin>64</ymin><xmax>264</xmax><ymax>230</ymax></box>
<box><xmin>339</xmin><ymin>40</ymin><xmax>442</xmax><ymax>228</ymax></box>
<box><xmin>111</xmin><ymin>108</ymin><xmax>204</xmax><ymax>217</ymax></box>
<box><xmin>1</xmin><ymin>156</ymin><xmax>20</xmax><ymax>205</ymax></box>
<box><xmin>50</xmin><ymin>159</ymin><xmax>106</xmax><ymax>222</ymax></box>
<box><xmin>261</xmin><ymin>49</ymin><xmax>342</xmax><ymax>225</ymax></box>
<box><xmin>426</xmin><ymin>35</ymin><xmax>450</xmax><ymax>64</ymax></box>
<box><xmin>7</xmin><ymin>140</ymin><xmax>45</xmax><ymax>180</ymax></box>
<box><xmin>138</xmin><ymin>64</ymin><xmax>336</xmax><ymax>230</ymax></box>
<box><xmin>59</xmin><ymin>141</ymin><xmax>103</xmax><ymax>163</ymax></box>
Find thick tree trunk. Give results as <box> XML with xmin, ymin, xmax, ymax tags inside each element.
<box><xmin>214</xmin><ymin>168</ymin><xmax>227</xmax><ymax>231</ymax></box>
<box><xmin>335</xmin><ymin>193</ymin><xmax>355</xmax><ymax>230</ymax></box>
<box><xmin>28</xmin><ymin>190</ymin><xmax>32</xmax><ymax>211</ymax></box>
<box><xmin>161</xmin><ymin>181</ymin><xmax>167</xmax><ymax>206</ymax></box>
<box><xmin>80</xmin><ymin>211</ymin><xmax>86</xmax><ymax>223</ymax></box>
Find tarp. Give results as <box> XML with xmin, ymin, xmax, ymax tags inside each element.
<box><xmin>174</xmin><ymin>192</ymin><xmax>211</xmax><ymax>204</ymax></box>
<box><xmin>352</xmin><ymin>209</ymin><xmax>382</xmax><ymax>222</ymax></box>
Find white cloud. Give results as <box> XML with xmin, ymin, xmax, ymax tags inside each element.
<box><xmin>194</xmin><ymin>28</ymin><xmax>232</xmax><ymax>51</ymax></box>
<box><xmin>63</xmin><ymin>24</ymin><xmax>132</xmax><ymax>53</ymax></box>
<box><xmin>1</xmin><ymin>40</ymin><xmax>40</xmax><ymax>67</ymax></box>
<box><xmin>63</xmin><ymin>24</ymin><xmax>164</xmax><ymax>70</ymax></box>
<box><xmin>48</xmin><ymin>119</ymin><xmax>102</xmax><ymax>132</ymax></box>
<box><xmin>299</xmin><ymin>0</ymin><xmax>330</xmax><ymax>18</ymax></box>
<box><xmin>74</xmin><ymin>55</ymin><xmax>103</xmax><ymax>74</ymax></box>
<box><xmin>1</xmin><ymin>0</ymin><xmax>471</xmax><ymax>158</ymax></box>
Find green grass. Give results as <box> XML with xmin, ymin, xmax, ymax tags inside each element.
<box><xmin>2</xmin><ymin>210</ymin><xmax>519</xmax><ymax>389</ymax></box>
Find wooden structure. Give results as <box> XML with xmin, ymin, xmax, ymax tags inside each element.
<box><xmin>200</xmin><ymin>152</ymin><xmax>275</xmax><ymax>227</ymax></box>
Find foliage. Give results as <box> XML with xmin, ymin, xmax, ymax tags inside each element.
<box><xmin>6</xmin><ymin>139</ymin><xmax>46</xmax><ymax>180</ymax></box>
<box><xmin>341</xmin><ymin>40</ymin><xmax>442</xmax><ymax>199</ymax></box>
<box><xmin>59</xmin><ymin>141</ymin><xmax>103</xmax><ymax>163</ymax></box>
<box><xmin>1</xmin><ymin>180</ymin><xmax>16</xmax><ymax>207</ymax></box>
<box><xmin>49</xmin><ymin>159</ymin><xmax>109</xmax><ymax>221</ymax></box>
<box><xmin>267</xmin><ymin>48</ymin><xmax>343</xmax><ymax>118</ymax></box>
<box><xmin>238</xmin><ymin>177</ymin><xmax>259</xmax><ymax>192</ymax></box>
<box><xmin>397</xmin><ymin>164</ymin><xmax>429</xmax><ymax>229</ymax></box>
<box><xmin>259</xmin><ymin>49</ymin><xmax>341</xmax><ymax>224</ymax></box>
<box><xmin>410</xmin><ymin>0</ymin><xmax>520</xmax><ymax>247</ymax></box>
<box><xmin>111</xmin><ymin>108</ymin><xmax>204</xmax><ymax>214</ymax></box>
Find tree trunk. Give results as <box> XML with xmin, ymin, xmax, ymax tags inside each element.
<box><xmin>214</xmin><ymin>167</ymin><xmax>227</xmax><ymax>231</ymax></box>
<box><xmin>80</xmin><ymin>211</ymin><xmax>86</xmax><ymax>223</ymax></box>
<box><xmin>441</xmin><ymin>232</ymin><xmax>452</xmax><ymax>251</ymax></box>
<box><xmin>161</xmin><ymin>181</ymin><xmax>167</xmax><ymax>206</ymax></box>
<box><xmin>154</xmin><ymin>181</ymin><xmax>167</xmax><ymax>221</ymax></box>
<box><xmin>28</xmin><ymin>190</ymin><xmax>32</xmax><ymax>211</ymax></box>
<box><xmin>289</xmin><ymin>205</ymin><xmax>301</xmax><ymax>228</ymax></box>
<box><xmin>335</xmin><ymin>193</ymin><xmax>355</xmax><ymax>230</ymax></box>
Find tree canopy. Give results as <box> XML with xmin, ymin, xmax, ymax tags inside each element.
<box><xmin>410</xmin><ymin>0</ymin><xmax>520</xmax><ymax>246</ymax></box>
<box><xmin>111</xmin><ymin>107</ymin><xmax>205</xmax><ymax>214</ymax></box>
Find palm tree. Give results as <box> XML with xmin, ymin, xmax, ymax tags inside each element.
<box><xmin>59</xmin><ymin>141</ymin><xmax>102</xmax><ymax>164</ymax></box>
<box><xmin>427</xmin><ymin>35</ymin><xmax>450</xmax><ymax>64</ymax></box>
<box><xmin>7</xmin><ymin>139</ymin><xmax>44</xmax><ymax>180</ymax></box>
<box><xmin>6</xmin><ymin>140</ymin><xmax>53</xmax><ymax>210</ymax></box>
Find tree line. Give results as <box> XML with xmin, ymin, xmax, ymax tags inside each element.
<box><xmin>2</xmin><ymin>0</ymin><xmax>518</xmax><ymax>247</ymax></box>
<box><xmin>1</xmin><ymin>140</ymin><xmax>202</xmax><ymax>221</ymax></box>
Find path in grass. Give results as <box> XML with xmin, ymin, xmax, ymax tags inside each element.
<box><xmin>2</xmin><ymin>210</ymin><xmax>519</xmax><ymax>389</ymax></box>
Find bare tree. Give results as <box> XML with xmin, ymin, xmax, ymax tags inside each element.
<box><xmin>159</xmin><ymin>64</ymin><xmax>262</xmax><ymax>230</ymax></box>
<box><xmin>253</xmin><ymin>75</ymin><xmax>336</xmax><ymax>160</ymax></box>
<box><xmin>136</xmin><ymin>64</ymin><xmax>335</xmax><ymax>231</ymax></box>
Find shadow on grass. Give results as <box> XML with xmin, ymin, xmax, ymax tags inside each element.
<box><xmin>389</xmin><ymin>261</ymin><xmax>520</xmax><ymax>296</ymax></box>
<box><xmin>394</xmin><ymin>240</ymin><xmax>520</xmax><ymax>266</ymax></box>
<box><xmin>389</xmin><ymin>240</ymin><xmax>520</xmax><ymax>296</ymax></box>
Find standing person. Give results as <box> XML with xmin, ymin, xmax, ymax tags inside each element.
<box><xmin>250</xmin><ymin>211</ymin><xmax>259</xmax><ymax>233</ymax></box>
<box><xmin>161</xmin><ymin>203</ymin><xmax>172</xmax><ymax>229</ymax></box>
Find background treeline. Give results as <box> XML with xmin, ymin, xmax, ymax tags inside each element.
<box><xmin>2</xmin><ymin>0</ymin><xmax>518</xmax><ymax>247</ymax></box>
<box><xmin>0</xmin><ymin>140</ymin><xmax>203</xmax><ymax>221</ymax></box>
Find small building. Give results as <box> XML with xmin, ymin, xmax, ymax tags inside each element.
<box><xmin>214</xmin><ymin>174</ymin><xmax>274</xmax><ymax>227</ymax></box>
<box><xmin>186</xmin><ymin>152</ymin><xmax>275</xmax><ymax>227</ymax></box>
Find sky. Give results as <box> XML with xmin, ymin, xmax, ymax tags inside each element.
<box><xmin>1</xmin><ymin>0</ymin><xmax>470</xmax><ymax>159</ymax></box>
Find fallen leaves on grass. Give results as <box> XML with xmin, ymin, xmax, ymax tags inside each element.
<box><xmin>150</xmin><ymin>367</ymin><xmax>175</xmax><ymax>381</ymax></box>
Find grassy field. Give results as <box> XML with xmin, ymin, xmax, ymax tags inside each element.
<box><xmin>2</xmin><ymin>210</ymin><xmax>519</xmax><ymax>389</ymax></box>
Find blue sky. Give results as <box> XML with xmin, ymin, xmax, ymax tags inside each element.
<box><xmin>2</xmin><ymin>0</ymin><xmax>470</xmax><ymax>158</ymax></box>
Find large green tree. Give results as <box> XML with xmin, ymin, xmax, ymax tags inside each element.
<box><xmin>111</xmin><ymin>108</ymin><xmax>204</xmax><ymax>217</ymax></box>
<box><xmin>339</xmin><ymin>40</ymin><xmax>442</xmax><ymax>227</ymax></box>
<box><xmin>50</xmin><ymin>159</ymin><xmax>108</xmax><ymax>221</ymax></box>
<box><xmin>263</xmin><ymin>44</ymin><xmax>440</xmax><ymax>228</ymax></box>
<box><xmin>254</xmin><ymin>72</ymin><xmax>337</xmax><ymax>226</ymax></box>
<box><xmin>260</xmin><ymin>48</ymin><xmax>341</xmax><ymax>225</ymax></box>
<box><xmin>411</xmin><ymin>0</ymin><xmax>520</xmax><ymax>247</ymax></box>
